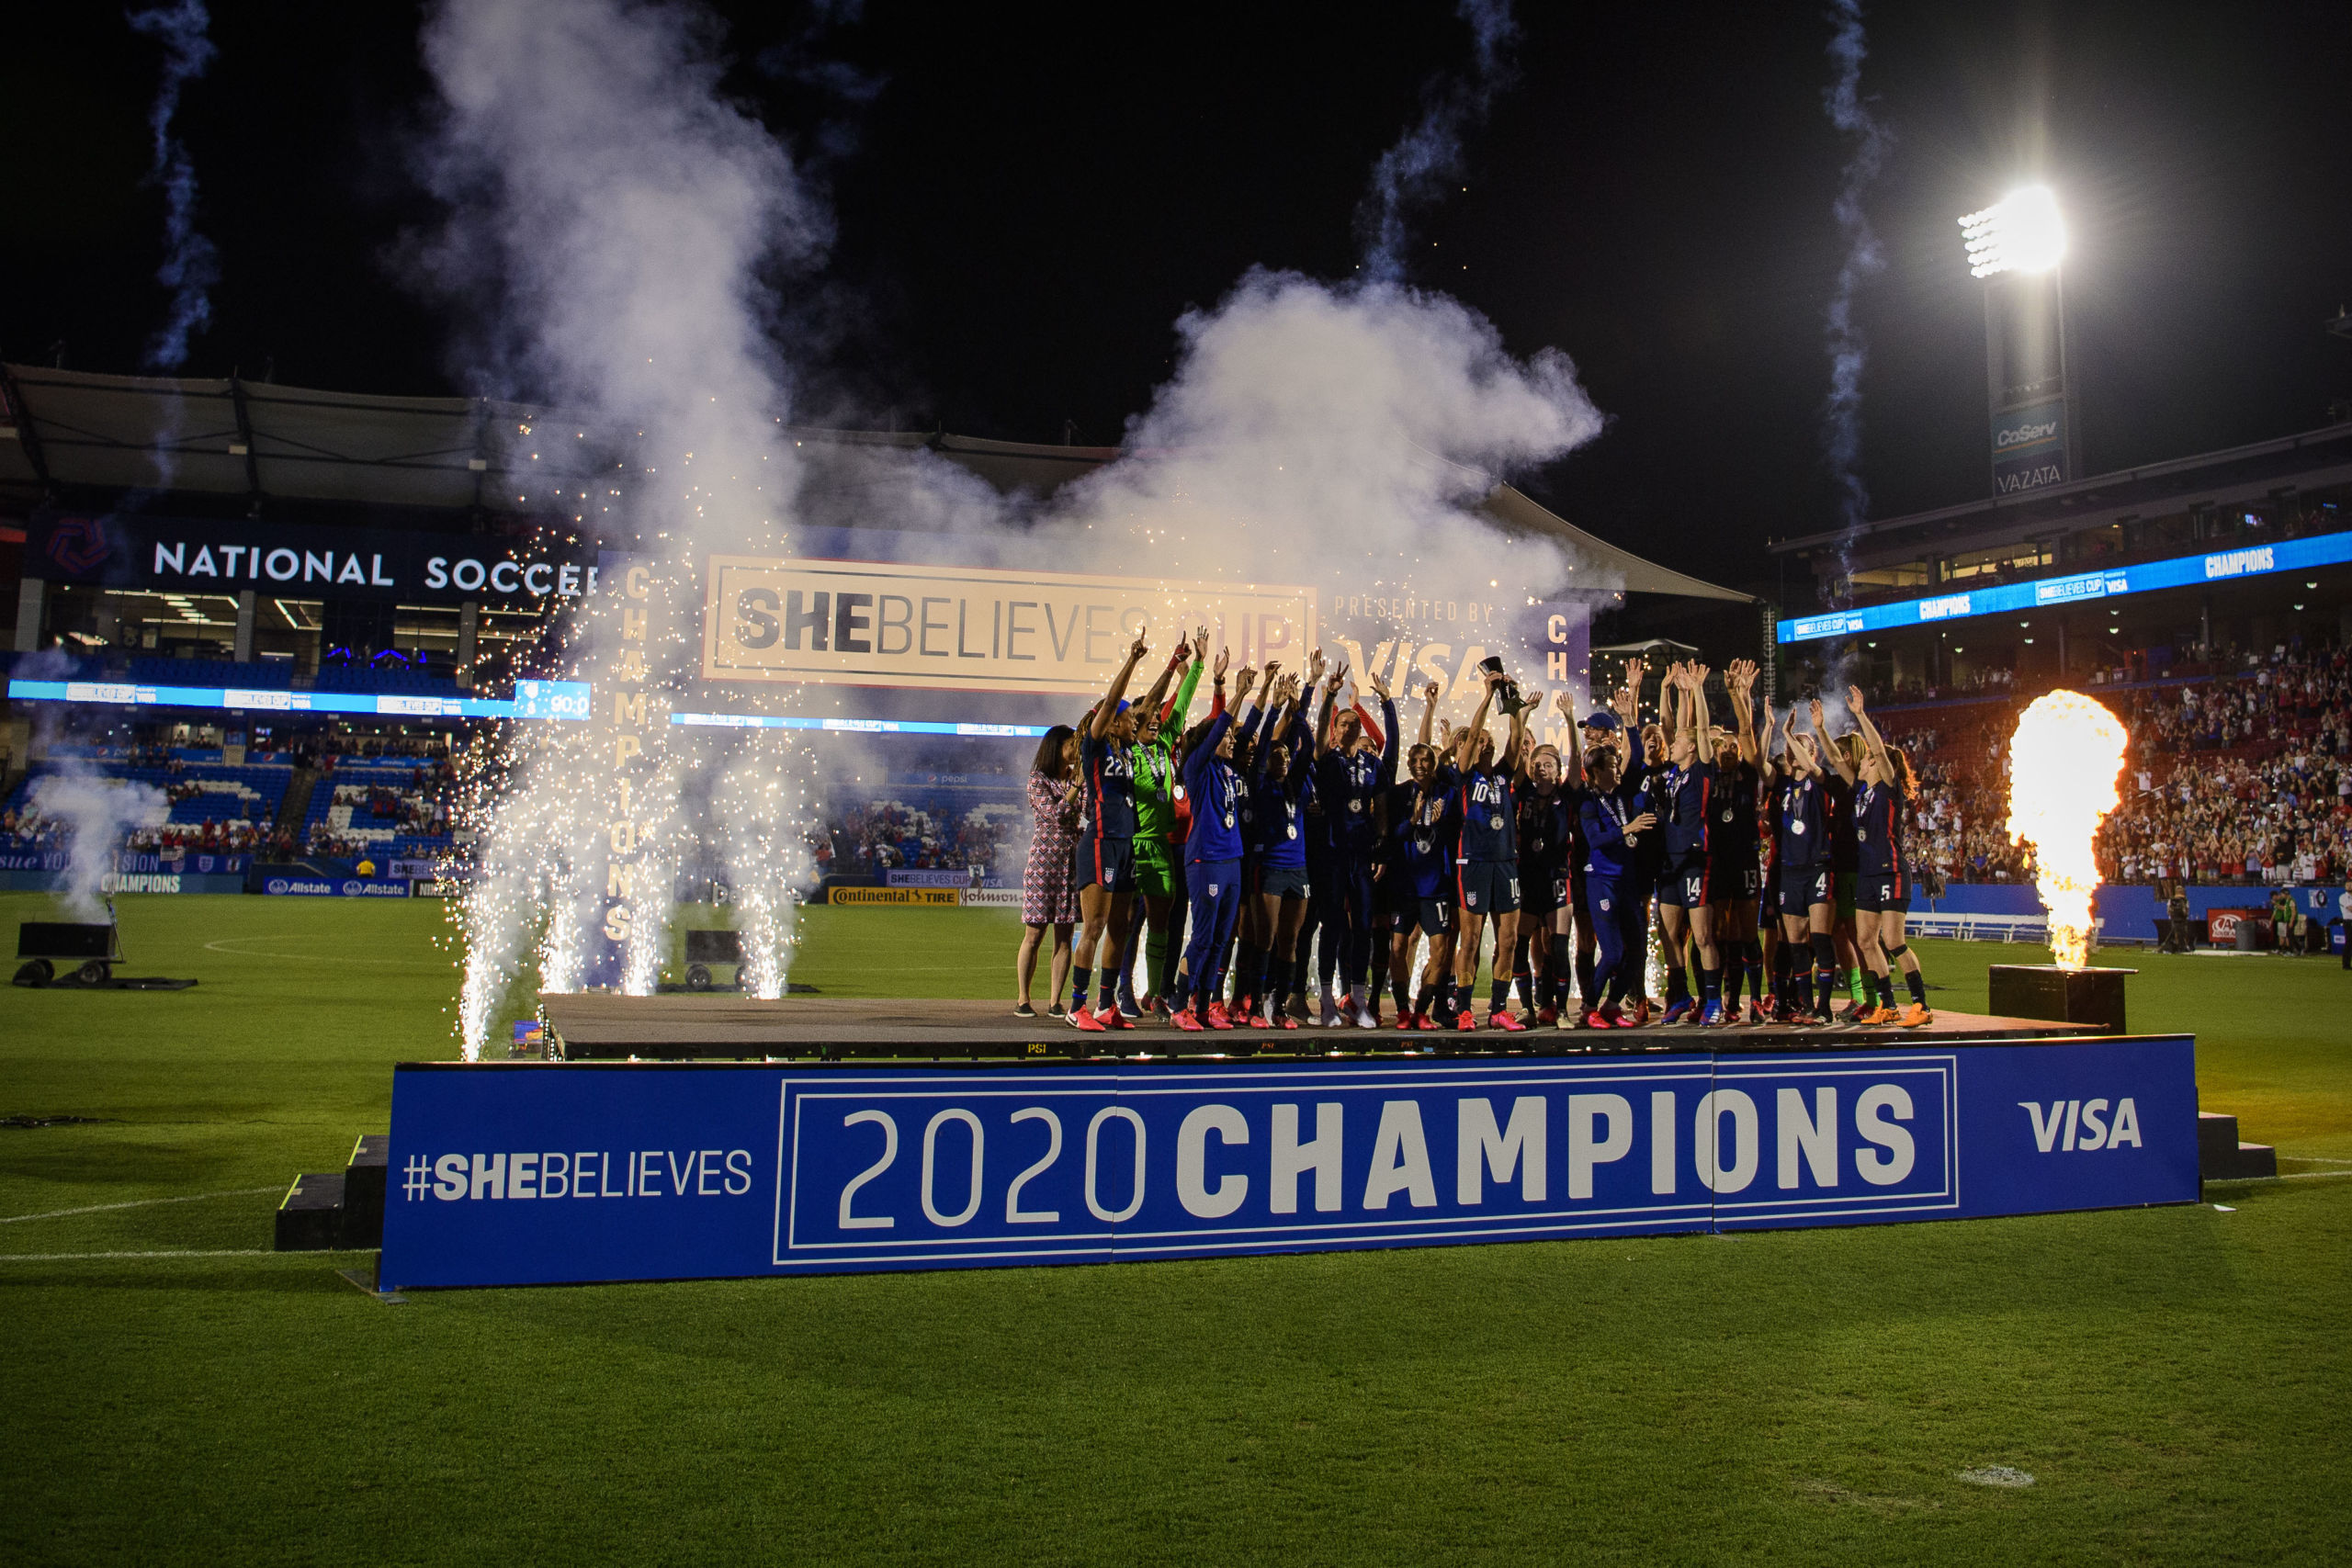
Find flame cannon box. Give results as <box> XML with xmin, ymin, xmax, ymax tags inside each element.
<box><xmin>379</xmin><ymin>1036</ymin><xmax>2198</xmax><ymax>1291</ymax></box>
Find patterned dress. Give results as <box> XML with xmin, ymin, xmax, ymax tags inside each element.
<box><xmin>1023</xmin><ymin>771</ymin><xmax>1081</xmax><ymax>925</ymax></box>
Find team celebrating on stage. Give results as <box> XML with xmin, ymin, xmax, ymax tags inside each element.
<box><xmin>1017</xmin><ymin>626</ymin><xmax>1934</xmax><ymax>1036</ymax></box>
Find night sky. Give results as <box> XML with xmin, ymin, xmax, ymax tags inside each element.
<box><xmin>6</xmin><ymin>1</ymin><xmax>2349</xmax><ymax>594</ymax></box>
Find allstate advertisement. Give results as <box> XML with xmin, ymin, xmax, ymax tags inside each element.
<box><xmin>260</xmin><ymin>874</ymin><xmax>412</xmax><ymax>897</ymax></box>
<box><xmin>380</xmin><ymin>1040</ymin><xmax>2198</xmax><ymax>1289</ymax></box>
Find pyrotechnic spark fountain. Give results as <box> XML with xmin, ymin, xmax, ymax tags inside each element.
<box><xmin>2005</xmin><ymin>691</ymin><xmax>2128</xmax><ymax>970</ymax></box>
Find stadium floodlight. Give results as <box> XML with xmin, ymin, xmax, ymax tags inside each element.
<box><xmin>1959</xmin><ymin>186</ymin><xmax>2065</xmax><ymax>278</ymax></box>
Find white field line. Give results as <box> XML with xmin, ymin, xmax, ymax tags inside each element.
<box><xmin>0</xmin><ymin>1248</ymin><xmax>277</xmax><ymax>1261</ymax></box>
<box><xmin>2205</xmin><ymin>1170</ymin><xmax>2352</xmax><ymax>1184</ymax></box>
<box><xmin>0</xmin><ymin>1186</ymin><xmax>280</xmax><ymax>1224</ymax></box>
<box><xmin>201</xmin><ymin>936</ymin><xmax>422</xmax><ymax>965</ymax></box>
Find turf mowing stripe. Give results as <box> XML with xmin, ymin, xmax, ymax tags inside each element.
<box><xmin>0</xmin><ymin>1249</ymin><xmax>277</xmax><ymax>1261</ymax></box>
<box><xmin>0</xmin><ymin>1187</ymin><xmax>282</xmax><ymax>1224</ymax></box>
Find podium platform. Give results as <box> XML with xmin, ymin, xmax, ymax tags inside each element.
<box><xmin>535</xmin><ymin>992</ymin><xmax>2086</xmax><ymax>1061</ymax></box>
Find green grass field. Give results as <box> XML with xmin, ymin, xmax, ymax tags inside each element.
<box><xmin>4</xmin><ymin>893</ymin><xmax>2347</xmax><ymax>1564</ymax></box>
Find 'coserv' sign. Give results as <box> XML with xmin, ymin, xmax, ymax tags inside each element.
<box><xmin>702</xmin><ymin>556</ymin><xmax>1316</xmax><ymax>696</ymax></box>
<box><xmin>379</xmin><ymin>1041</ymin><xmax>2198</xmax><ymax>1289</ymax></box>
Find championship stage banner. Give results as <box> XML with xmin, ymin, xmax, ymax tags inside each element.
<box><xmin>702</xmin><ymin>556</ymin><xmax>1316</xmax><ymax>696</ymax></box>
<box><xmin>379</xmin><ymin>1039</ymin><xmax>2199</xmax><ymax>1289</ymax></box>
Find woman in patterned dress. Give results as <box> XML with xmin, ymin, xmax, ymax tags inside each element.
<box><xmin>1015</xmin><ymin>725</ymin><xmax>1082</xmax><ymax>1017</ymax></box>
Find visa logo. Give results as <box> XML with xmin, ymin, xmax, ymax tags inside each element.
<box><xmin>2018</xmin><ymin>1098</ymin><xmax>2142</xmax><ymax>1153</ymax></box>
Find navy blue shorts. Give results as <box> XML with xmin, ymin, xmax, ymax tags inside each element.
<box><xmin>1075</xmin><ymin>834</ymin><xmax>1135</xmax><ymax>895</ymax></box>
<box><xmin>1777</xmin><ymin>863</ymin><xmax>1829</xmax><ymax>915</ymax></box>
<box><xmin>1391</xmin><ymin>896</ymin><xmax>1457</xmax><ymax>937</ymax></box>
<box><xmin>1655</xmin><ymin>862</ymin><xmax>1711</xmax><ymax>909</ymax></box>
<box><xmin>1456</xmin><ymin>859</ymin><xmax>1520</xmax><ymax>918</ymax></box>
<box><xmin>1254</xmin><ymin>863</ymin><xmax>1312</xmax><ymax>900</ymax></box>
<box><xmin>1856</xmin><ymin>873</ymin><xmax>1911</xmax><ymax>913</ymax></box>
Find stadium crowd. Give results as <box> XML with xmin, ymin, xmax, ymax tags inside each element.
<box><xmin>1873</xmin><ymin>641</ymin><xmax>2352</xmax><ymax>887</ymax></box>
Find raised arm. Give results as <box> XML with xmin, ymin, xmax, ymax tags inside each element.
<box><xmin>1370</xmin><ymin>668</ymin><xmax>1400</xmax><ymax>785</ymax></box>
<box><xmin>1418</xmin><ymin>681</ymin><xmax>1439</xmax><ymax>750</ymax></box>
<box><xmin>1135</xmin><ymin>642</ymin><xmax>1182</xmax><ymax>728</ymax></box>
<box><xmin>1091</xmin><ymin>630</ymin><xmax>1149</xmax><ymax>739</ymax></box>
<box><xmin>1457</xmin><ymin>671</ymin><xmax>1498</xmax><ymax>770</ymax></box>
<box><xmin>1162</xmin><ymin>639</ymin><xmax>1204</xmax><ymax>730</ymax></box>
<box><xmin>1847</xmin><ymin>684</ymin><xmax>1894</xmax><ymax>781</ymax></box>
<box><xmin>1557</xmin><ymin>690</ymin><xmax>1587</xmax><ymax>789</ymax></box>
<box><xmin>1506</xmin><ymin>677</ymin><xmax>1532</xmax><ymax>781</ymax></box>
<box><xmin>1811</xmin><ymin>696</ymin><xmax>1856</xmax><ymax>784</ymax></box>
<box><xmin>1726</xmin><ymin>659</ymin><xmax>1759</xmax><ymax>768</ymax></box>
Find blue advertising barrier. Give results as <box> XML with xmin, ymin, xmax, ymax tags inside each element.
<box><xmin>380</xmin><ymin>1038</ymin><xmax>2199</xmax><ymax>1289</ymax></box>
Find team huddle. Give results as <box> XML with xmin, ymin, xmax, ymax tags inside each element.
<box><xmin>1021</xmin><ymin>626</ymin><xmax>1934</xmax><ymax>1037</ymax></box>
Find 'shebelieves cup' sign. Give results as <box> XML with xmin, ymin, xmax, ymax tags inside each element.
<box><xmin>702</xmin><ymin>556</ymin><xmax>1316</xmax><ymax>696</ymax></box>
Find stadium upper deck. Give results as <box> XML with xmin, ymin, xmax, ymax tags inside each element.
<box><xmin>1770</xmin><ymin>420</ymin><xmax>2352</xmax><ymax>698</ymax></box>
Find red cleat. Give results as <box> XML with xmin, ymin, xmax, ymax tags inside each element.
<box><xmin>1071</xmin><ymin>1006</ymin><xmax>1105</xmax><ymax>1032</ymax></box>
<box><xmin>1274</xmin><ymin>1014</ymin><xmax>1300</xmax><ymax>1030</ymax></box>
<box><xmin>1099</xmin><ymin>1008</ymin><xmax>1130</xmax><ymax>1031</ymax></box>
<box><xmin>1454</xmin><ymin>1010</ymin><xmax>1478</xmax><ymax>1032</ymax></box>
<box><xmin>1204</xmin><ymin>1000</ymin><xmax>1233</xmax><ymax>1031</ymax></box>
<box><xmin>1488</xmin><ymin>1010</ymin><xmax>1527</xmax><ymax>1032</ymax></box>
<box><xmin>1536</xmin><ymin>1006</ymin><xmax>1559</xmax><ymax>1026</ymax></box>
<box><xmin>1583</xmin><ymin>1010</ymin><xmax>1612</xmax><ymax>1030</ymax></box>
<box><xmin>1246</xmin><ymin>1011</ymin><xmax>1272</xmax><ymax>1029</ymax></box>
<box><xmin>1170</xmin><ymin>1008</ymin><xmax>1204</xmax><ymax>1032</ymax></box>
<box><xmin>1414</xmin><ymin>1013</ymin><xmax>1441</xmax><ymax>1031</ymax></box>
<box><xmin>1396</xmin><ymin>1012</ymin><xmax>1419</xmax><ymax>1032</ymax></box>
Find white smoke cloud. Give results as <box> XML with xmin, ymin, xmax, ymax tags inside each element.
<box><xmin>25</xmin><ymin>773</ymin><xmax>169</xmax><ymax>924</ymax></box>
<box><xmin>1043</xmin><ymin>268</ymin><xmax>1600</xmax><ymax>623</ymax></box>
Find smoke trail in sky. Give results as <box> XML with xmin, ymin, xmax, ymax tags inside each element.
<box><xmin>1815</xmin><ymin>0</ymin><xmax>1891</xmax><ymax>587</ymax></box>
<box><xmin>1820</xmin><ymin>0</ymin><xmax>1891</xmax><ymax>590</ymax></box>
<box><xmin>1356</xmin><ymin>0</ymin><xmax>1518</xmax><ymax>284</ymax></box>
<box><xmin>128</xmin><ymin>0</ymin><xmax>219</xmax><ymax>370</ymax></box>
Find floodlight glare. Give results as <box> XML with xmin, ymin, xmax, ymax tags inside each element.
<box><xmin>1958</xmin><ymin>186</ymin><xmax>2065</xmax><ymax>278</ymax></box>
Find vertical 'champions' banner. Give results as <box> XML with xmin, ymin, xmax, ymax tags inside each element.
<box><xmin>584</xmin><ymin>557</ymin><xmax>662</xmax><ymax>987</ymax></box>
<box><xmin>381</xmin><ymin>1040</ymin><xmax>2199</xmax><ymax>1289</ymax></box>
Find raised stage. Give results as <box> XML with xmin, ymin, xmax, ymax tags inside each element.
<box><xmin>535</xmin><ymin>992</ymin><xmax>2087</xmax><ymax>1060</ymax></box>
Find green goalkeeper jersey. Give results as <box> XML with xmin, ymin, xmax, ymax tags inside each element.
<box><xmin>1131</xmin><ymin>656</ymin><xmax>1204</xmax><ymax>847</ymax></box>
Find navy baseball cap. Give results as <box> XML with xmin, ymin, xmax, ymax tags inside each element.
<box><xmin>1581</xmin><ymin>710</ymin><xmax>1623</xmax><ymax>731</ymax></box>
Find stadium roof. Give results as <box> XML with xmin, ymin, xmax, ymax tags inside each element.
<box><xmin>0</xmin><ymin>362</ymin><xmax>1751</xmax><ymax>602</ymax></box>
<box><xmin>1769</xmin><ymin>418</ymin><xmax>2352</xmax><ymax>569</ymax></box>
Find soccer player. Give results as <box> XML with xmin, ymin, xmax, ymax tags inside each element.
<box><xmin>1768</xmin><ymin>704</ymin><xmax>1837</xmax><ymax>1025</ymax></box>
<box><xmin>1068</xmin><ymin>631</ymin><xmax>1164</xmax><ymax>1032</ymax></box>
<box><xmin>1706</xmin><ymin>660</ymin><xmax>1766</xmax><ymax>1025</ymax></box>
<box><xmin>1387</xmin><ymin>681</ymin><xmax>1464</xmax><ymax>1031</ymax></box>
<box><xmin>1452</xmin><ymin>665</ymin><xmax>1532</xmax><ymax>1032</ymax></box>
<box><xmin>1239</xmin><ymin>669</ymin><xmax>1317</xmax><ymax>1029</ymax></box>
<box><xmin>1818</xmin><ymin>698</ymin><xmax>1867</xmax><ymax>1021</ymax></box>
<box><xmin>1576</xmin><ymin>676</ymin><xmax>1657</xmax><ymax>1029</ymax></box>
<box><xmin>1120</xmin><ymin>627</ymin><xmax>1205</xmax><ymax>1018</ymax></box>
<box><xmin>1315</xmin><ymin>660</ymin><xmax>1401</xmax><ymax>1027</ymax></box>
<box><xmin>1514</xmin><ymin>704</ymin><xmax>1578</xmax><ymax>1026</ymax></box>
<box><xmin>1171</xmin><ymin>648</ymin><xmax>1242</xmax><ymax>1032</ymax></box>
<box><xmin>1845</xmin><ymin>685</ymin><xmax>1933</xmax><ymax>1026</ymax></box>
<box><xmin>1227</xmin><ymin>661</ymin><xmax>1283</xmax><ymax>1025</ymax></box>
<box><xmin>1652</xmin><ymin>662</ymin><xmax>1725</xmax><ymax>1025</ymax></box>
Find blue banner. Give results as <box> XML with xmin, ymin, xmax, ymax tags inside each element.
<box><xmin>259</xmin><ymin>874</ymin><xmax>412</xmax><ymax>897</ymax></box>
<box><xmin>1778</xmin><ymin>529</ymin><xmax>2352</xmax><ymax>645</ymax></box>
<box><xmin>380</xmin><ymin>1040</ymin><xmax>2199</xmax><ymax>1289</ymax></box>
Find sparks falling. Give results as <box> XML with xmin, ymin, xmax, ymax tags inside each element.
<box><xmin>2005</xmin><ymin>691</ymin><xmax>2129</xmax><ymax>970</ymax></box>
